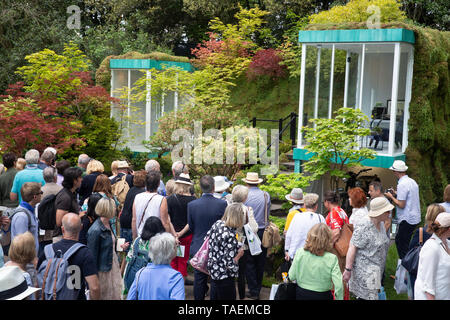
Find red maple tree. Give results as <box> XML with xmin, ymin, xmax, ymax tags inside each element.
<box><xmin>0</xmin><ymin>82</ymin><xmax>82</xmax><ymax>154</ymax></box>
<box><xmin>0</xmin><ymin>71</ymin><xmax>119</xmax><ymax>155</ymax></box>
<box><xmin>246</xmin><ymin>48</ymin><xmax>287</xmax><ymax>81</ymax></box>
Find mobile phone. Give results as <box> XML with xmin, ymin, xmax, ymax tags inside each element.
<box><xmin>116</xmin><ymin>238</ymin><xmax>125</xmax><ymax>252</ymax></box>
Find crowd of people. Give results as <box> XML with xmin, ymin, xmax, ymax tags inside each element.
<box><xmin>0</xmin><ymin>149</ymin><xmax>448</xmax><ymax>301</ymax></box>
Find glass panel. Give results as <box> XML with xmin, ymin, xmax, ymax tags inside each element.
<box><xmin>151</xmin><ymin>94</ymin><xmax>162</xmax><ymax>136</ymax></box>
<box><xmin>111</xmin><ymin>69</ymin><xmax>129</xmax><ymax>142</ymax></box>
<box><xmin>331</xmin><ymin>49</ymin><xmax>346</xmax><ymax>117</ymax></box>
<box><xmin>362</xmin><ymin>43</ymin><xmax>395</xmax><ymax>154</ymax></box>
<box><xmin>346</xmin><ymin>52</ymin><xmax>359</xmax><ymax>109</ymax></box>
<box><xmin>394</xmin><ymin>48</ymin><xmax>408</xmax><ymax>153</ymax></box>
<box><xmin>129</xmin><ymin>70</ymin><xmax>146</xmax><ymax>147</ymax></box>
<box><xmin>301</xmin><ymin>45</ymin><xmax>318</xmax><ymax>145</ymax></box>
<box><xmin>318</xmin><ymin>47</ymin><xmax>331</xmax><ymax>119</ymax></box>
<box><xmin>164</xmin><ymin>91</ymin><xmax>175</xmax><ymax>114</ymax></box>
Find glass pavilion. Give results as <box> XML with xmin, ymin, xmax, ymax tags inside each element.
<box><xmin>293</xmin><ymin>28</ymin><xmax>415</xmax><ymax>171</ymax></box>
<box><xmin>110</xmin><ymin>59</ymin><xmax>193</xmax><ymax>152</ymax></box>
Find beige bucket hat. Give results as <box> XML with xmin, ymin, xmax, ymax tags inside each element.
<box><xmin>368</xmin><ymin>197</ymin><xmax>394</xmax><ymax>217</ymax></box>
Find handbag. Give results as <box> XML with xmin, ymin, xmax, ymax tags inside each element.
<box><xmin>401</xmin><ymin>227</ymin><xmax>423</xmax><ymax>275</ymax></box>
<box><xmin>189</xmin><ymin>235</ymin><xmax>210</xmax><ymax>275</ymax></box>
<box><xmin>243</xmin><ymin>224</ymin><xmax>262</xmax><ymax>256</ymax></box>
<box><xmin>274</xmin><ymin>281</ymin><xmax>297</xmax><ymax>300</ymax></box>
<box><xmin>261</xmin><ymin>192</ymin><xmax>281</xmax><ymax>249</ymax></box>
<box><xmin>334</xmin><ymin>223</ymin><xmax>354</xmax><ymax>257</ymax></box>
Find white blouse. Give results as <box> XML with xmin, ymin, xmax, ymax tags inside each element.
<box><xmin>134</xmin><ymin>192</ymin><xmax>164</xmax><ymax>237</ymax></box>
<box><xmin>349</xmin><ymin>207</ymin><xmax>369</xmax><ymax>227</ymax></box>
<box><xmin>414</xmin><ymin>234</ymin><xmax>450</xmax><ymax>300</ymax></box>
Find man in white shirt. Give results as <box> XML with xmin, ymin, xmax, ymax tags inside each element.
<box><xmin>284</xmin><ymin>193</ymin><xmax>325</xmax><ymax>261</ymax></box>
<box><xmin>385</xmin><ymin>160</ymin><xmax>421</xmax><ymax>259</ymax></box>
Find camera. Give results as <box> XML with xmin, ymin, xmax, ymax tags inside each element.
<box><xmin>387</xmin><ymin>188</ymin><xmax>395</xmax><ymax>195</ymax></box>
<box><xmin>0</xmin><ymin>206</ymin><xmax>13</xmax><ymax>218</ymax></box>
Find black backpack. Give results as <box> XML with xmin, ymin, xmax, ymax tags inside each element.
<box><xmin>38</xmin><ymin>192</ymin><xmax>60</xmax><ymax>230</ymax></box>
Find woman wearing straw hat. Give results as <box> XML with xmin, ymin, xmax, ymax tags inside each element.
<box><xmin>166</xmin><ymin>173</ymin><xmax>196</xmax><ymax>284</ymax></box>
<box><xmin>343</xmin><ymin>197</ymin><xmax>391</xmax><ymax>300</ymax></box>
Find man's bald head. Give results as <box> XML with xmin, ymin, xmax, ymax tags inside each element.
<box><xmin>62</xmin><ymin>213</ymin><xmax>82</xmax><ymax>238</ymax></box>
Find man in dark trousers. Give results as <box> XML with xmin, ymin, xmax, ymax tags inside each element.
<box><xmin>187</xmin><ymin>175</ymin><xmax>227</xmax><ymax>300</ymax></box>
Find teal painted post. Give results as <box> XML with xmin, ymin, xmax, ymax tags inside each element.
<box><xmin>294</xmin><ymin>160</ymin><xmax>301</xmax><ymax>173</ymax></box>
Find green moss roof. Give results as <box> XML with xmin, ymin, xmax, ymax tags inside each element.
<box><xmin>95</xmin><ymin>51</ymin><xmax>191</xmax><ymax>91</ymax></box>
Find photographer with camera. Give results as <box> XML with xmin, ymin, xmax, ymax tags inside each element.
<box><xmin>384</xmin><ymin>160</ymin><xmax>421</xmax><ymax>260</ymax></box>
<box><xmin>368</xmin><ymin>181</ymin><xmax>391</xmax><ymax>234</ymax></box>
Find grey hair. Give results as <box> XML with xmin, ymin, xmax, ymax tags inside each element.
<box><xmin>25</xmin><ymin>149</ymin><xmax>40</xmax><ymax>165</ymax></box>
<box><xmin>232</xmin><ymin>185</ymin><xmax>249</xmax><ymax>203</ymax></box>
<box><xmin>41</xmin><ymin>150</ymin><xmax>55</xmax><ymax>163</ymax></box>
<box><xmin>43</xmin><ymin>166</ymin><xmax>57</xmax><ymax>183</ymax></box>
<box><xmin>43</xmin><ymin>147</ymin><xmax>57</xmax><ymax>156</ymax></box>
<box><xmin>304</xmin><ymin>193</ymin><xmax>320</xmax><ymax>210</ymax></box>
<box><xmin>145</xmin><ymin>159</ymin><xmax>160</xmax><ymax>173</ymax></box>
<box><xmin>171</xmin><ymin>161</ymin><xmax>185</xmax><ymax>177</ymax></box>
<box><xmin>148</xmin><ymin>232</ymin><xmax>177</xmax><ymax>265</ymax></box>
<box><xmin>78</xmin><ymin>154</ymin><xmax>90</xmax><ymax>165</ymax></box>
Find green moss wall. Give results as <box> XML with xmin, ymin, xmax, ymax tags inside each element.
<box><xmin>230</xmin><ymin>22</ymin><xmax>450</xmax><ymax>215</ymax></box>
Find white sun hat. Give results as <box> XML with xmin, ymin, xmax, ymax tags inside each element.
<box><xmin>214</xmin><ymin>176</ymin><xmax>232</xmax><ymax>193</ymax></box>
<box><xmin>0</xmin><ymin>266</ymin><xmax>41</xmax><ymax>300</ymax></box>
<box><xmin>389</xmin><ymin>160</ymin><xmax>408</xmax><ymax>172</ymax></box>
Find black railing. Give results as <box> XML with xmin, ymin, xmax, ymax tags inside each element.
<box><xmin>250</xmin><ymin>112</ymin><xmax>298</xmax><ymax>148</ymax></box>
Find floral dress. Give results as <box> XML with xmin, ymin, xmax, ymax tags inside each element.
<box><xmin>349</xmin><ymin>218</ymin><xmax>390</xmax><ymax>300</ymax></box>
<box><xmin>206</xmin><ymin>220</ymin><xmax>240</xmax><ymax>281</ymax></box>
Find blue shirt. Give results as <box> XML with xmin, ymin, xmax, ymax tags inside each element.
<box><xmin>10</xmin><ymin>165</ymin><xmax>45</xmax><ymax>203</ymax></box>
<box><xmin>440</xmin><ymin>202</ymin><xmax>450</xmax><ymax>213</ymax></box>
<box><xmin>396</xmin><ymin>175</ymin><xmax>421</xmax><ymax>225</ymax></box>
<box><xmin>127</xmin><ymin>263</ymin><xmax>185</xmax><ymax>300</ymax></box>
<box><xmin>11</xmin><ymin>202</ymin><xmax>39</xmax><ymax>253</ymax></box>
<box><xmin>157</xmin><ymin>180</ymin><xmax>166</xmax><ymax>196</ymax></box>
<box><xmin>245</xmin><ymin>186</ymin><xmax>271</xmax><ymax>230</ymax></box>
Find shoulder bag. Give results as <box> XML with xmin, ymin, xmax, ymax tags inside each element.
<box><xmin>401</xmin><ymin>227</ymin><xmax>423</xmax><ymax>275</ymax></box>
<box><xmin>189</xmin><ymin>235</ymin><xmax>210</xmax><ymax>275</ymax></box>
<box><xmin>137</xmin><ymin>194</ymin><xmax>158</xmax><ymax>230</ymax></box>
<box><xmin>334</xmin><ymin>222</ymin><xmax>354</xmax><ymax>258</ymax></box>
<box><xmin>261</xmin><ymin>192</ymin><xmax>281</xmax><ymax>249</ymax></box>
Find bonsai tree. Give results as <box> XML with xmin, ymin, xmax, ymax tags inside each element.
<box><xmin>302</xmin><ymin>107</ymin><xmax>376</xmax><ymax>191</ymax></box>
